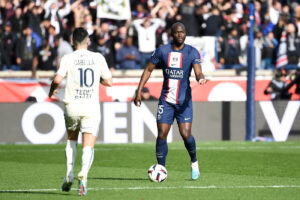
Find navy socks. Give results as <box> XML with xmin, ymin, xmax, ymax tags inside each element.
<box><xmin>156</xmin><ymin>138</ymin><xmax>168</xmax><ymax>166</ymax></box>
<box><xmin>184</xmin><ymin>135</ymin><xmax>197</xmax><ymax>163</ymax></box>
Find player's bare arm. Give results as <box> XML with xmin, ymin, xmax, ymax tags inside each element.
<box><xmin>100</xmin><ymin>77</ymin><xmax>113</xmax><ymax>87</ymax></box>
<box><xmin>134</xmin><ymin>62</ymin><xmax>156</xmax><ymax>106</ymax></box>
<box><xmin>193</xmin><ymin>63</ymin><xmax>208</xmax><ymax>85</ymax></box>
<box><xmin>48</xmin><ymin>74</ymin><xmax>64</xmax><ymax>97</ymax></box>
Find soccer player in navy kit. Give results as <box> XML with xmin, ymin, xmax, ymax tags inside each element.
<box><xmin>134</xmin><ymin>22</ymin><xmax>208</xmax><ymax>180</ymax></box>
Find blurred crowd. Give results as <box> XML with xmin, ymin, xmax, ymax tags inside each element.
<box><xmin>0</xmin><ymin>0</ymin><xmax>300</xmax><ymax>77</ymax></box>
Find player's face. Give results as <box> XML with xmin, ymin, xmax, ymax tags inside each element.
<box><xmin>172</xmin><ymin>25</ymin><xmax>186</xmax><ymax>45</ymax></box>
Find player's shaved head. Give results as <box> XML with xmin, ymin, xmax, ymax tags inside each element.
<box><xmin>171</xmin><ymin>22</ymin><xmax>186</xmax><ymax>34</ymax></box>
<box><xmin>171</xmin><ymin>22</ymin><xmax>186</xmax><ymax>47</ymax></box>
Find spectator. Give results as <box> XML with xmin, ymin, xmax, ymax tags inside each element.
<box><xmin>37</xmin><ymin>38</ymin><xmax>57</xmax><ymax>71</ymax></box>
<box><xmin>254</xmin><ymin>31</ymin><xmax>264</xmax><ymax>69</ymax></box>
<box><xmin>268</xmin><ymin>0</ymin><xmax>282</xmax><ymax>26</ymax></box>
<box><xmin>261</xmin><ymin>32</ymin><xmax>278</xmax><ymax>69</ymax></box>
<box><xmin>254</xmin><ymin>1</ymin><xmax>262</xmax><ymax>28</ymax></box>
<box><xmin>48</xmin><ymin>25</ymin><xmax>57</xmax><ymax>48</ymax></box>
<box><xmin>141</xmin><ymin>87</ymin><xmax>157</xmax><ymax>101</ymax></box>
<box><xmin>223</xmin><ymin>10</ymin><xmax>240</xmax><ymax>36</ymax></box>
<box><xmin>285</xmin><ymin>23</ymin><xmax>300</xmax><ymax>68</ymax></box>
<box><xmin>112</xmin><ymin>25</ymin><xmax>128</xmax><ymax>51</ymax></box>
<box><xmin>83</xmin><ymin>14</ymin><xmax>94</xmax><ymax>35</ymax></box>
<box><xmin>116</xmin><ymin>36</ymin><xmax>141</xmax><ymax>69</ymax></box>
<box><xmin>202</xmin><ymin>7</ymin><xmax>224</xmax><ymax>36</ymax></box>
<box><xmin>16</xmin><ymin>26</ymin><xmax>38</xmax><ymax>77</ymax></box>
<box><xmin>220</xmin><ymin>29</ymin><xmax>241</xmax><ymax>69</ymax></box>
<box><xmin>40</xmin><ymin>19</ymin><xmax>51</xmax><ymax>40</ymax></box>
<box><xmin>264</xmin><ymin>69</ymin><xmax>291</xmax><ymax>100</ymax></box>
<box><xmin>133</xmin><ymin>16</ymin><xmax>163</xmax><ymax>68</ymax></box>
<box><xmin>54</xmin><ymin>35</ymin><xmax>73</xmax><ymax>64</ymax></box>
<box><xmin>9</xmin><ymin>6</ymin><xmax>25</xmax><ymax>39</ymax></box>
<box><xmin>131</xmin><ymin>2</ymin><xmax>149</xmax><ymax>19</ymax></box>
<box><xmin>25</xmin><ymin>4</ymin><xmax>43</xmax><ymax>39</ymax></box>
<box><xmin>89</xmin><ymin>34</ymin><xmax>115</xmax><ymax>70</ymax></box>
<box><xmin>283</xmin><ymin>68</ymin><xmax>300</xmax><ymax>99</ymax></box>
<box><xmin>295</xmin><ymin>5</ymin><xmax>300</xmax><ymax>37</ymax></box>
<box><xmin>25</xmin><ymin>96</ymin><xmax>37</xmax><ymax>102</ymax></box>
<box><xmin>177</xmin><ymin>0</ymin><xmax>200</xmax><ymax>36</ymax></box>
<box><xmin>44</xmin><ymin>0</ymin><xmax>72</xmax><ymax>35</ymax></box>
<box><xmin>2</xmin><ymin>21</ymin><xmax>17</xmax><ymax>71</ymax></box>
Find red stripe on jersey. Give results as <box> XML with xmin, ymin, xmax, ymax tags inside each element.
<box><xmin>179</xmin><ymin>53</ymin><xmax>183</xmax><ymax>68</ymax></box>
<box><xmin>165</xmin><ymin>79</ymin><xmax>170</xmax><ymax>101</ymax></box>
<box><xmin>176</xmin><ymin>80</ymin><xmax>180</xmax><ymax>104</ymax></box>
<box><xmin>167</xmin><ymin>53</ymin><xmax>171</xmax><ymax>68</ymax></box>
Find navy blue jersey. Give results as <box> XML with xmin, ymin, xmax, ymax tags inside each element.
<box><xmin>150</xmin><ymin>43</ymin><xmax>201</xmax><ymax>105</ymax></box>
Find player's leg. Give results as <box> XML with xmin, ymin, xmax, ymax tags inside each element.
<box><xmin>62</xmin><ymin>116</ymin><xmax>80</xmax><ymax>192</ymax></box>
<box><xmin>79</xmin><ymin>133</ymin><xmax>96</xmax><ymax>178</ymax></box>
<box><xmin>78</xmin><ymin>132</ymin><xmax>96</xmax><ymax>196</ymax></box>
<box><xmin>65</xmin><ymin>130</ymin><xmax>79</xmax><ymax>181</ymax></box>
<box><xmin>178</xmin><ymin>122</ymin><xmax>196</xmax><ymax>161</ymax></box>
<box><xmin>156</xmin><ymin>123</ymin><xmax>171</xmax><ymax>166</ymax></box>
<box><xmin>178</xmin><ymin>122</ymin><xmax>200</xmax><ymax>180</ymax></box>
<box><xmin>176</xmin><ymin>100</ymin><xmax>200</xmax><ymax>180</ymax></box>
<box><xmin>156</xmin><ymin>100</ymin><xmax>174</xmax><ymax>166</ymax></box>
<box><xmin>77</xmin><ymin>116</ymin><xmax>100</xmax><ymax>196</ymax></box>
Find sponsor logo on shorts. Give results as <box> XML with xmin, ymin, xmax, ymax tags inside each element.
<box><xmin>157</xmin><ymin>114</ymin><xmax>161</xmax><ymax>120</ymax></box>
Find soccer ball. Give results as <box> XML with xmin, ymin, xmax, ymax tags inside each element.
<box><xmin>148</xmin><ymin>164</ymin><xmax>167</xmax><ymax>182</ymax></box>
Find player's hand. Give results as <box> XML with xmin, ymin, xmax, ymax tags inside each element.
<box><xmin>48</xmin><ymin>89</ymin><xmax>58</xmax><ymax>98</ymax></box>
<box><xmin>198</xmin><ymin>78</ymin><xmax>208</xmax><ymax>85</ymax></box>
<box><xmin>134</xmin><ymin>92</ymin><xmax>142</xmax><ymax>107</ymax></box>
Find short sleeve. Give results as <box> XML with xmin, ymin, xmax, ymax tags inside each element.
<box><xmin>191</xmin><ymin>48</ymin><xmax>201</xmax><ymax>65</ymax></box>
<box><xmin>99</xmin><ymin>54</ymin><xmax>112</xmax><ymax>79</ymax></box>
<box><xmin>56</xmin><ymin>55</ymin><xmax>68</xmax><ymax>77</ymax></box>
<box><xmin>150</xmin><ymin>48</ymin><xmax>161</xmax><ymax>66</ymax></box>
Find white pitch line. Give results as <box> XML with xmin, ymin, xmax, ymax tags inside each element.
<box><xmin>1</xmin><ymin>145</ymin><xmax>300</xmax><ymax>153</ymax></box>
<box><xmin>1</xmin><ymin>185</ymin><xmax>300</xmax><ymax>192</ymax></box>
<box><xmin>170</xmin><ymin>145</ymin><xmax>300</xmax><ymax>150</ymax></box>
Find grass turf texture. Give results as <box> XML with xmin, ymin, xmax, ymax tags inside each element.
<box><xmin>0</xmin><ymin>141</ymin><xmax>300</xmax><ymax>200</ymax></box>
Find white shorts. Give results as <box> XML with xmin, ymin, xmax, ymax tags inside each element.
<box><xmin>64</xmin><ymin>114</ymin><xmax>100</xmax><ymax>137</ymax></box>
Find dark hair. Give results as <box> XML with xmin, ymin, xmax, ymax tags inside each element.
<box><xmin>72</xmin><ymin>27</ymin><xmax>88</xmax><ymax>44</ymax></box>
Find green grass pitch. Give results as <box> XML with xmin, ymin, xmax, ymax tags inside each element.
<box><xmin>0</xmin><ymin>141</ymin><xmax>300</xmax><ymax>200</ymax></box>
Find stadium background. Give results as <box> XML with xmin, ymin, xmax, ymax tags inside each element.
<box><xmin>0</xmin><ymin>0</ymin><xmax>299</xmax><ymax>142</ymax></box>
<box><xmin>0</xmin><ymin>1</ymin><xmax>300</xmax><ymax>199</ymax></box>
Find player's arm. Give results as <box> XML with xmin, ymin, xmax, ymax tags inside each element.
<box><xmin>193</xmin><ymin>63</ymin><xmax>208</xmax><ymax>85</ymax></box>
<box><xmin>100</xmin><ymin>77</ymin><xmax>113</xmax><ymax>87</ymax></box>
<box><xmin>48</xmin><ymin>74</ymin><xmax>64</xmax><ymax>98</ymax></box>
<box><xmin>134</xmin><ymin>62</ymin><xmax>156</xmax><ymax>106</ymax></box>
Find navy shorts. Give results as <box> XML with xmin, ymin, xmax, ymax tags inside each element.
<box><xmin>156</xmin><ymin>99</ymin><xmax>193</xmax><ymax>124</ymax></box>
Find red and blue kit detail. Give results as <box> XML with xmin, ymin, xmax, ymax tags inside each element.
<box><xmin>150</xmin><ymin>44</ymin><xmax>201</xmax><ymax>105</ymax></box>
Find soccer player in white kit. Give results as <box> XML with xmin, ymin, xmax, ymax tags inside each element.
<box><xmin>48</xmin><ymin>27</ymin><xmax>112</xmax><ymax>196</ymax></box>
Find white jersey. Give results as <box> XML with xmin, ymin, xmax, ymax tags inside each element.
<box><xmin>57</xmin><ymin>49</ymin><xmax>112</xmax><ymax>116</ymax></box>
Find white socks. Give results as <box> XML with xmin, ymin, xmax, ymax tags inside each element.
<box><xmin>65</xmin><ymin>141</ymin><xmax>94</xmax><ymax>181</ymax></box>
<box><xmin>65</xmin><ymin>140</ymin><xmax>77</xmax><ymax>182</ymax></box>
<box><xmin>191</xmin><ymin>160</ymin><xmax>199</xmax><ymax>170</ymax></box>
<box><xmin>80</xmin><ymin>146</ymin><xmax>94</xmax><ymax>178</ymax></box>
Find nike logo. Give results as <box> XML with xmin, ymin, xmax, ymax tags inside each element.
<box><xmin>170</xmin><ymin>63</ymin><xmax>177</xmax><ymax>67</ymax></box>
<box><xmin>184</xmin><ymin>117</ymin><xmax>191</xmax><ymax>121</ymax></box>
